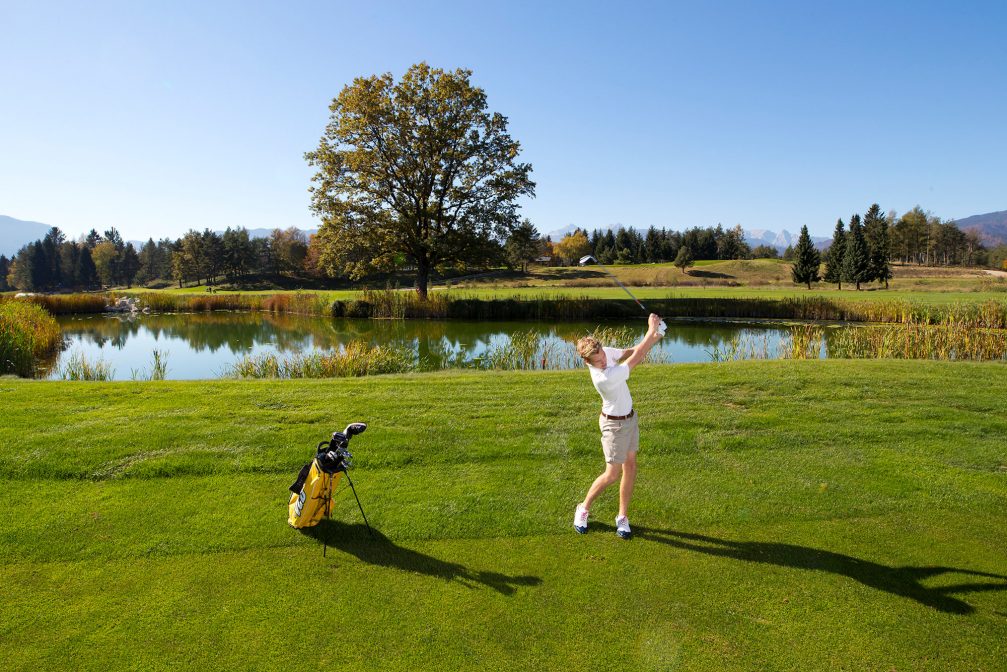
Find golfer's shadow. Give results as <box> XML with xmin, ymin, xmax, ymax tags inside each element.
<box><xmin>301</xmin><ymin>519</ymin><xmax>542</xmax><ymax>596</ymax></box>
<box><xmin>628</xmin><ymin>526</ymin><xmax>1007</xmax><ymax>615</ymax></box>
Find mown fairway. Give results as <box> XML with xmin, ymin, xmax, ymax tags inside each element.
<box><xmin>2</xmin><ymin>361</ymin><xmax>1006</xmax><ymax>670</ymax></box>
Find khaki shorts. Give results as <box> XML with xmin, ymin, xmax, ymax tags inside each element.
<box><xmin>599</xmin><ymin>412</ymin><xmax>639</xmax><ymax>464</ymax></box>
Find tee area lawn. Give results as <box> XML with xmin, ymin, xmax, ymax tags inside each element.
<box><xmin>1</xmin><ymin>360</ymin><xmax>1005</xmax><ymax>670</ymax></box>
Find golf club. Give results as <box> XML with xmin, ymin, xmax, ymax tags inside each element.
<box><xmin>579</xmin><ymin>255</ymin><xmax>666</xmax><ymax>335</ymax></box>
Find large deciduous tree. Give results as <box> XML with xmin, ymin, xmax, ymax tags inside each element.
<box><xmin>305</xmin><ymin>63</ymin><xmax>535</xmax><ymax>299</ymax></box>
<box><xmin>554</xmin><ymin>231</ymin><xmax>592</xmax><ymax>265</ymax></box>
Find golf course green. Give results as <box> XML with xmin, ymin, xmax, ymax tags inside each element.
<box><xmin>2</xmin><ymin>360</ymin><xmax>1005</xmax><ymax>670</ymax></box>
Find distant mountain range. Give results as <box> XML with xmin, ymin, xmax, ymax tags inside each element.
<box><xmin>0</xmin><ymin>215</ymin><xmax>52</xmax><ymax>257</ymax></box>
<box><xmin>955</xmin><ymin>210</ymin><xmax>1007</xmax><ymax>246</ymax></box>
<box><xmin>744</xmin><ymin>228</ymin><xmax>832</xmax><ymax>252</ymax></box>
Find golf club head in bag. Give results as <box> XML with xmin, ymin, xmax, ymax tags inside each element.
<box><xmin>318</xmin><ymin>422</ymin><xmax>367</xmax><ymax>473</ymax></box>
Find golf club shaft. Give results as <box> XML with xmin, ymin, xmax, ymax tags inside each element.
<box><xmin>593</xmin><ymin>261</ymin><xmax>648</xmax><ymax>313</ymax></box>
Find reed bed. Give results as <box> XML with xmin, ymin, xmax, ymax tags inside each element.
<box><xmin>226</xmin><ymin>341</ymin><xmax>416</xmax><ymax>378</ymax></box>
<box><xmin>477</xmin><ymin>326</ymin><xmax>673</xmax><ymax>371</ymax></box>
<box><xmin>708</xmin><ymin>325</ymin><xmax>826</xmax><ymax>362</ymax></box>
<box><xmin>0</xmin><ymin>300</ymin><xmax>63</xmax><ymax>376</ymax></box>
<box><xmin>829</xmin><ymin>321</ymin><xmax>1007</xmax><ymax>361</ymax></box>
<box><xmin>780</xmin><ymin>324</ymin><xmax>826</xmax><ymax>360</ymax></box>
<box><xmin>10</xmin><ymin>289</ymin><xmax>1007</xmax><ymax>328</ymax></box>
<box><xmin>140</xmin><ymin>293</ymin><xmax>266</xmax><ymax>313</ymax></box>
<box><xmin>707</xmin><ymin>333</ymin><xmax>776</xmax><ymax>362</ymax></box>
<box><xmin>58</xmin><ymin>350</ymin><xmax>115</xmax><ymax>381</ymax></box>
<box><xmin>20</xmin><ymin>294</ymin><xmax>110</xmax><ymax>315</ymax></box>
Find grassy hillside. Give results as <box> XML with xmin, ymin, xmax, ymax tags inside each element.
<box><xmin>2</xmin><ymin>361</ymin><xmax>1006</xmax><ymax>670</ymax></box>
<box><xmin>124</xmin><ymin>260</ymin><xmax>1006</xmax><ymax>304</ymax></box>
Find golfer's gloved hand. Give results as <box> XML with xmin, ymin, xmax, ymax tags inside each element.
<box><xmin>648</xmin><ymin>313</ymin><xmax>665</xmax><ymax>336</ymax></box>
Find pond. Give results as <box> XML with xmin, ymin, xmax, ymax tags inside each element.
<box><xmin>49</xmin><ymin>312</ymin><xmax>843</xmax><ymax>380</ymax></box>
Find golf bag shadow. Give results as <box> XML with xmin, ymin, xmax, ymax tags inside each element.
<box><xmin>288</xmin><ymin>423</ymin><xmax>373</xmax><ymax>554</ymax></box>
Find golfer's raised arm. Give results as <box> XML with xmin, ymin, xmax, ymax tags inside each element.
<box><xmin>624</xmin><ymin>314</ymin><xmax>664</xmax><ymax>370</ymax></box>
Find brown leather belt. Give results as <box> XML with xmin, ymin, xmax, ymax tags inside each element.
<box><xmin>601</xmin><ymin>409</ymin><xmax>635</xmax><ymax>420</ymax></box>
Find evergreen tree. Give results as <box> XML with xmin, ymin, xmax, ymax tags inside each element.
<box><xmin>121</xmin><ymin>244</ymin><xmax>141</xmax><ymax>287</ymax></box>
<box><xmin>603</xmin><ymin>229</ymin><xmax>616</xmax><ymax>253</ymax></box>
<box><xmin>823</xmin><ymin>219</ymin><xmax>846</xmax><ymax>289</ymax></box>
<box><xmin>136</xmin><ymin>239</ymin><xmax>159</xmax><ymax>285</ymax></box>
<box><xmin>644</xmin><ymin>226</ymin><xmax>661</xmax><ymax>263</ymax></box>
<box><xmin>674</xmin><ymin>245</ymin><xmax>694</xmax><ymax>274</ymax></box>
<box><xmin>504</xmin><ymin>219</ymin><xmax>541</xmax><ymax>272</ymax></box>
<box><xmin>662</xmin><ymin>230</ymin><xmax>681</xmax><ymax>261</ymax></box>
<box><xmin>862</xmin><ymin>203</ymin><xmax>883</xmax><ymax>282</ymax></box>
<box><xmin>59</xmin><ymin>241</ymin><xmax>79</xmax><ymax>287</ymax></box>
<box><xmin>75</xmin><ymin>246</ymin><xmax>98</xmax><ymax>289</ymax></box>
<box><xmin>42</xmin><ymin>227</ymin><xmax>64</xmax><ymax>289</ymax></box>
<box><xmin>221</xmin><ymin>228</ymin><xmax>255</xmax><ymax>282</ymax></box>
<box><xmin>30</xmin><ymin>243</ymin><xmax>49</xmax><ymax>290</ymax></box>
<box><xmin>790</xmin><ymin>225</ymin><xmax>821</xmax><ymax>289</ymax></box>
<box><xmin>842</xmin><ymin>214</ymin><xmax>870</xmax><ymax>290</ymax></box>
<box><xmin>0</xmin><ymin>255</ymin><xmax>9</xmax><ymax>291</ymax></box>
<box><xmin>864</xmin><ymin>204</ymin><xmax>892</xmax><ymax>288</ymax></box>
<box><xmin>614</xmin><ymin>228</ymin><xmax>634</xmax><ymax>263</ymax></box>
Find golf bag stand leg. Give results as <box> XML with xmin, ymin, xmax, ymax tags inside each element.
<box><xmin>343</xmin><ymin>469</ymin><xmax>374</xmax><ymax>538</ymax></box>
<box><xmin>323</xmin><ymin>474</ymin><xmax>334</xmax><ymax>557</ymax></box>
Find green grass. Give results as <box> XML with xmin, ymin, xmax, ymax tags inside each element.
<box><xmin>128</xmin><ymin>283</ymin><xmax>1006</xmax><ymax>306</ymax></box>
<box><xmin>2</xmin><ymin>361</ymin><xmax>1006</xmax><ymax>670</ymax></box>
<box><xmin>125</xmin><ymin>261</ymin><xmax>1004</xmax><ymax>302</ymax></box>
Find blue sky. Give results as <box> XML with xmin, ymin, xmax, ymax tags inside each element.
<box><xmin>1</xmin><ymin>0</ymin><xmax>1004</xmax><ymax>240</ymax></box>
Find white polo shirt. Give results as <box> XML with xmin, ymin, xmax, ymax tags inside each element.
<box><xmin>587</xmin><ymin>347</ymin><xmax>633</xmax><ymax>416</ymax></box>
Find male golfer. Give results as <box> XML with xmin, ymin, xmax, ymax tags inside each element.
<box><xmin>574</xmin><ymin>313</ymin><xmax>664</xmax><ymax>539</ymax></box>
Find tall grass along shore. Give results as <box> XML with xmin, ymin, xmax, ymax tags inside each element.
<box><xmin>7</xmin><ymin>290</ymin><xmax>1007</xmax><ymax>327</ymax></box>
<box><xmin>0</xmin><ymin>300</ymin><xmax>62</xmax><ymax>376</ymax></box>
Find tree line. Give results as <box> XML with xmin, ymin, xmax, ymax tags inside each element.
<box><xmin>2</xmin><ymin>226</ymin><xmax>316</xmax><ymax>292</ymax></box>
<box><xmin>3</xmin><ymin>205</ymin><xmax>1002</xmax><ymax>293</ymax></box>
<box><xmin>546</xmin><ymin>223</ymin><xmax>756</xmax><ymax>267</ymax></box>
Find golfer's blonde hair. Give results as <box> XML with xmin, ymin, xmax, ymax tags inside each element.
<box><xmin>576</xmin><ymin>336</ymin><xmax>602</xmax><ymax>360</ymax></box>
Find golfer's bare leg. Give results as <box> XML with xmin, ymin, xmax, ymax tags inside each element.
<box><xmin>618</xmin><ymin>451</ymin><xmax>637</xmax><ymax>518</ymax></box>
<box><xmin>582</xmin><ymin>463</ymin><xmax>621</xmax><ymax>510</ymax></box>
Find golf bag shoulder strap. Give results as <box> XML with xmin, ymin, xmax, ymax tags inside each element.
<box><xmin>289</xmin><ymin>462</ymin><xmax>311</xmax><ymax>494</ymax></box>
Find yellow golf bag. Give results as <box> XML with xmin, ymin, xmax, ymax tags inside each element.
<box><xmin>288</xmin><ymin>458</ymin><xmax>344</xmax><ymax>528</ymax></box>
<box><xmin>287</xmin><ymin>423</ymin><xmax>372</xmax><ymax>542</ymax></box>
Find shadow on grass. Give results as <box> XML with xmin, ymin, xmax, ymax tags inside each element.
<box><xmin>301</xmin><ymin>519</ymin><xmax>542</xmax><ymax>596</ymax></box>
<box><xmin>626</xmin><ymin>526</ymin><xmax>1007</xmax><ymax>615</ymax></box>
<box><xmin>687</xmin><ymin>269</ymin><xmax>735</xmax><ymax>279</ymax></box>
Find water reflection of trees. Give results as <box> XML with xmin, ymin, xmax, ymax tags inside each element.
<box><xmin>56</xmin><ymin>313</ymin><xmax>810</xmax><ymax>370</ymax></box>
